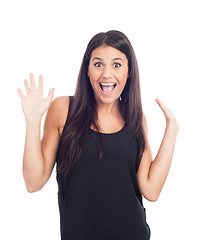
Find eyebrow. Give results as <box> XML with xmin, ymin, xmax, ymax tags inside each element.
<box><xmin>92</xmin><ymin>57</ymin><xmax>124</xmax><ymax>62</ymax></box>
<box><xmin>113</xmin><ymin>58</ymin><xmax>124</xmax><ymax>62</ymax></box>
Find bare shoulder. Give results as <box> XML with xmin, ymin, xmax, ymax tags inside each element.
<box><xmin>44</xmin><ymin>96</ymin><xmax>70</xmax><ymax>134</ymax></box>
<box><xmin>49</xmin><ymin>96</ymin><xmax>70</xmax><ymax>115</ymax></box>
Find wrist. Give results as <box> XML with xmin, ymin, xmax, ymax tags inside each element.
<box><xmin>25</xmin><ymin>116</ymin><xmax>42</xmax><ymax>127</ymax></box>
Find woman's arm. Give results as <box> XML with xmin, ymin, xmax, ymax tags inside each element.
<box><xmin>17</xmin><ymin>74</ymin><xmax>69</xmax><ymax>193</ymax></box>
<box><xmin>137</xmin><ymin>99</ymin><xmax>179</xmax><ymax>202</ymax></box>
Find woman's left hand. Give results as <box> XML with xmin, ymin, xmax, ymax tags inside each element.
<box><xmin>155</xmin><ymin>98</ymin><xmax>180</xmax><ymax>132</ymax></box>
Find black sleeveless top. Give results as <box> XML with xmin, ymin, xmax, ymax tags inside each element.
<box><xmin>56</xmin><ymin>98</ymin><xmax>150</xmax><ymax>240</ymax></box>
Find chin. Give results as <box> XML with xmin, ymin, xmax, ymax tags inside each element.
<box><xmin>96</xmin><ymin>94</ymin><xmax>119</xmax><ymax>105</ymax></box>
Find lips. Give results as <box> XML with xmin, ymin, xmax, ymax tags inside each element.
<box><xmin>99</xmin><ymin>83</ymin><xmax>117</xmax><ymax>94</ymax></box>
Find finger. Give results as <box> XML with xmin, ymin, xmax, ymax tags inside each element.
<box><xmin>155</xmin><ymin>98</ymin><xmax>165</xmax><ymax>110</ymax></box>
<box><xmin>45</xmin><ymin>88</ymin><xmax>55</xmax><ymax>106</ymax></box>
<box><xmin>155</xmin><ymin>98</ymin><xmax>168</xmax><ymax>115</ymax></box>
<box><xmin>38</xmin><ymin>75</ymin><xmax>44</xmax><ymax>92</ymax></box>
<box><xmin>155</xmin><ymin>98</ymin><xmax>162</xmax><ymax>105</ymax></box>
<box><xmin>29</xmin><ymin>73</ymin><xmax>36</xmax><ymax>89</ymax></box>
<box><xmin>155</xmin><ymin>98</ymin><xmax>172</xmax><ymax>118</ymax></box>
<box><xmin>17</xmin><ymin>88</ymin><xmax>25</xmax><ymax>99</ymax></box>
<box><xmin>24</xmin><ymin>79</ymin><xmax>30</xmax><ymax>93</ymax></box>
<box><xmin>155</xmin><ymin>98</ymin><xmax>178</xmax><ymax>125</ymax></box>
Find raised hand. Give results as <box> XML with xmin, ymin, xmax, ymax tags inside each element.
<box><xmin>155</xmin><ymin>98</ymin><xmax>179</xmax><ymax>132</ymax></box>
<box><xmin>17</xmin><ymin>73</ymin><xmax>55</xmax><ymax>122</ymax></box>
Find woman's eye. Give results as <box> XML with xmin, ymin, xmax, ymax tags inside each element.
<box><xmin>94</xmin><ymin>62</ymin><xmax>102</xmax><ymax>67</ymax></box>
<box><xmin>113</xmin><ymin>63</ymin><xmax>121</xmax><ymax>68</ymax></box>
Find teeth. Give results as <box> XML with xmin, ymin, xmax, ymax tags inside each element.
<box><xmin>100</xmin><ymin>83</ymin><xmax>115</xmax><ymax>86</ymax></box>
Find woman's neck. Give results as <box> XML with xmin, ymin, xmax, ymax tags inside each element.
<box><xmin>97</xmin><ymin>99</ymin><xmax>120</xmax><ymax>116</ymax></box>
<box><xmin>94</xmin><ymin>99</ymin><xmax>124</xmax><ymax>133</ymax></box>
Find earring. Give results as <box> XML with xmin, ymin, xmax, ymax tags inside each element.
<box><xmin>119</xmin><ymin>95</ymin><xmax>122</xmax><ymax>101</ymax></box>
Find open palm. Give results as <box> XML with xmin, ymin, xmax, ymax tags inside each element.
<box><xmin>17</xmin><ymin>73</ymin><xmax>55</xmax><ymax>121</ymax></box>
<box><xmin>155</xmin><ymin>98</ymin><xmax>179</xmax><ymax>131</ymax></box>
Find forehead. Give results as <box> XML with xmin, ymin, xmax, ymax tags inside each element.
<box><xmin>91</xmin><ymin>45</ymin><xmax>127</xmax><ymax>61</ymax></box>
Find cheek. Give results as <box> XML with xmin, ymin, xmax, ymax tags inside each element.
<box><xmin>89</xmin><ymin>73</ymin><xmax>98</xmax><ymax>90</ymax></box>
<box><xmin>118</xmin><ymin>72</ymin><xmax>128</xmax><ymax>84</ymax></box>
<box><xmin>89</xmin><ymin>70</ymin><xmax>101</xmax><ymax>84</ymax></box>
<box><xmin>122</xmin><ymin>69</ymin><xmax>129</xmax><ymax>84</ymax></box>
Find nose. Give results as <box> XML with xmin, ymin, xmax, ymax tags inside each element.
<box><xmin>102</xmin><ymin>65</ymin><xmax>112</xmax><ymax>79</ymax></box>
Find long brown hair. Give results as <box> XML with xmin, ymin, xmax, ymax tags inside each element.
<box><xmin>57</xmin><ymin>30</ymin><xmax>146</xmax><ymax>176</ymax></box>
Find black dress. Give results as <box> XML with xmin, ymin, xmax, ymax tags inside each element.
<box><xmin>56</xmin><ymin>100</ymin><xmax>150</xmax><ymax>240</ymax></box>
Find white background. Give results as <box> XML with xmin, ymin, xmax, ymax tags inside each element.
<box><xmin>1</xmin><ymin>0</ymin><xmax>196</xmax><ymax>239</ymax></box>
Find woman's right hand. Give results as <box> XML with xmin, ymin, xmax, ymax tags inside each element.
<box><xmin>17</xmin><ymin>73</ymin><xmax>55</xmax><ymax>122</ymax></box>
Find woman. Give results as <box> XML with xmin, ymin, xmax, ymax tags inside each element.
<box><xmin>17</xmin><ymin>30</ymin><xmax>179</xmax><ymax>240</ymax></box>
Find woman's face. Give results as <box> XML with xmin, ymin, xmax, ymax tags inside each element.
<box><xmin>88</xmin><ymin>45</ymin><xmax>129</xmax><ymax>106</ymax></box>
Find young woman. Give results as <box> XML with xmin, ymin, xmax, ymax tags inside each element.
<box><xmin>17</xmin><ymin>30</ymin><xmax>179</xmax><ymax>240</ymax></box>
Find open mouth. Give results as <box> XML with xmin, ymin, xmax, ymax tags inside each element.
<box><xmin>99</xmin><ymin>83</ymin><xmax>117</xmax><ymax>94</ymax></box>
